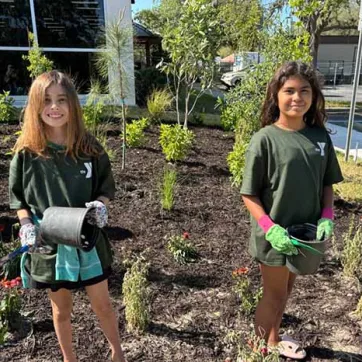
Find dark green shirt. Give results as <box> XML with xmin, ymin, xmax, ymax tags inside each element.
<box><xmin>240</xmin><ymin>125</ymin><xmax>343</xmax><ymax>265</ymax></box>
<box><xmin>9</xmin><ymin>142</ymin><xmax>116</xmax><ymax>283</ymax></box>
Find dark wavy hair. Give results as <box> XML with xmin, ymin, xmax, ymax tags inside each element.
<box><xmin>261</xmin><ymin>61</ymin><xmax>326</xmax><ymax>128</ymax></box>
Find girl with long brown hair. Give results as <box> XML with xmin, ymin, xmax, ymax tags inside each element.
<box><xmin>240</xmin><ymin>61</ymin><xmax>343</xmax><ymax>358</ymax></box>
<box><xmin>9</xmin><ymin>70</ymin><xmax>127</xmax><ymax>362</ymax></box>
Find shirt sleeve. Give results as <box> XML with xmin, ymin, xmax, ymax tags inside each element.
<box><xmin>324</xmin><ymin>132</ymin><xmax>344</xmax><ymax>186</ymax></box>
<box><xmin>92</xmin><ymin>151</ymin><xmax>116</xmax><ymax>200</ymax></box>
<box><xmin>240</xmin><ymin>134</ymin><xmax>266</xmax><ymax>196</ymax></box>
<box><xmin>9</xmin><ymin>152</ymin><xmax>29</xmax><ymax>210</ymax></box>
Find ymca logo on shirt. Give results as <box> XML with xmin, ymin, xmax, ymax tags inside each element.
<box><xmin>80</xmin><ymin>162</ymin><xmax>92</xmax><ymax>178</ymax></box>
<box><xmin>315</xmin><ymin>142</ymin><xmax>326</xmax><ymax>156</ymax></box>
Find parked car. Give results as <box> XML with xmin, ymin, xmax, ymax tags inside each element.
<box><xmin>220</xmin><ymin>65</ymin><xmax>254</xmax><ymax>88</ymax></box>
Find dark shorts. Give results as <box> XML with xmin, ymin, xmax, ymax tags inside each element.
<box><xmin>24</xmin><ymin>262</ymin><xmax>112</xmax><ymax>292</ymax></box>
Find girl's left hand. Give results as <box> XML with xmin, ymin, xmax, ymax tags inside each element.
<box><xmin>85</xmin><ymin>200</ymin><xmax>108</xmax><ymax>228</ymax></box>
<box><xmin>317</xmin><ymin>218</ymin><xmax>334</xmax><ymax>241</ymax></box>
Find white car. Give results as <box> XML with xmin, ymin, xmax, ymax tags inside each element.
<box><xmin>220</xmin><ymin>66</ymin><xmax>254</xmax><ymax>88</ymax></box>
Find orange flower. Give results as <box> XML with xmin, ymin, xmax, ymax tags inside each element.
<box><xmin>232</xmin><ymin>267</ymin><xmax>249</xmax><ymax>277</ymax></box>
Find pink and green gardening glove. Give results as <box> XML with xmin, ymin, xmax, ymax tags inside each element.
<box><xmin>317</xmin><ymin>207</ymin><xmax>334</xmax><ymax>241</ymax></box>
<box><xmin>258</xmin><ymin>215</ymin><xmax>298</xmax><ymax>256</ymax></box>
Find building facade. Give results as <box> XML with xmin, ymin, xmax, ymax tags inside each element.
<box><xmin>0</xmin><ymin>0</ymin><xmax>135</xmax><ymax>105</ymax></box>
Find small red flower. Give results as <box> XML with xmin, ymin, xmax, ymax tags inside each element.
<box><xmin>232</xmin><ymin>267</ymin><xmax>249</xmax><ymax>277</ymax></box>
<box><xmin>182</xmin><ymin>232</ymin><xmax>190</xmax><ymax>239</ymax></box>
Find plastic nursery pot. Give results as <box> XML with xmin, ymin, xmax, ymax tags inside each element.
<box><xmin>40</xmin><ymin>207</ymin><xmax>100</xmax><ymax>252</ymax></box>
<box><xmin>286</xmin><ymin>223</ymin><xmax>327</xmax><ymax>275</ymax></box>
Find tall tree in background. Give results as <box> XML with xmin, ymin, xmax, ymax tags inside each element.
<box><xmin>216</xmin><ymin>0</ymin><xmax>263</xmax><ymax>53</ymax></box>
<box><xmin>288</xmin><ymin>0</ymin><xmax>359</xmax><ymax>65</ymax></box>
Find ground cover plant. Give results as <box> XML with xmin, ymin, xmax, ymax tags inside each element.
<box><xmin>0</xmin><ymin>123</ymin><xmax>361</xmax><ymax>361</ymax></box>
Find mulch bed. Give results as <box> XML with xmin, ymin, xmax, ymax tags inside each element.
<box><xmin>0</xmin><ymin>124</ymin><xmax>361</xmax><ymax>362</ymax></box>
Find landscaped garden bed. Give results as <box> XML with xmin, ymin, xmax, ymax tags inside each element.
<box><xmin>0</xmin><ymin>123</ymin><xmax>361</xmax><ymax>362</ymax></box>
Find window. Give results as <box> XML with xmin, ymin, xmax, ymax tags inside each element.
<box><xmin>0</xmin><ymin>51</ymin><xmax>30</xmax><ymax>95</ymax></box>
<box><xmin>0</xmin><ymin>0</ymin><xmax>32</xmax><ymax>46</ymax></box>
<box><xmin>34</xmin><ymin>0</ymin><xmax>105</xmax><ymax>48</ymax></box>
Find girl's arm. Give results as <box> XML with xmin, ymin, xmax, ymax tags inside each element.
<box><xmin>241</xmin><ymin>195</ymin><xmax>267</xmax><ymax>221</ymax></box>
<box><xmin>322</xmin><ymin>185</ymin><xmax>334</xmax><ymax>209</ymax></box>
<box><xmin>17</xmin><ymin>208</ymin><xmax>33</xmax><ymax>224</ymax></box>
<box><xmin>97</xmin><ymin>196</ymin><xmax>109</xmax><ymax>206</ymax></box>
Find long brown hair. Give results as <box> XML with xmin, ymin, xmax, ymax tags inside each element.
<box><xmin>14</xmin><ymin>70</ymin><xmax>101</xmax><ymax>158</ymax></box>
<box><xmin>261</xmin><ymin>61</ymin><xmax>326</xmax><ymax>128</ymax></box>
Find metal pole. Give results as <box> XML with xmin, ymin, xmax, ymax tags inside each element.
<box><xmin>345</xmin><ymin>2</ymin><xmax>362</xmax><ymax>161</ymax></box>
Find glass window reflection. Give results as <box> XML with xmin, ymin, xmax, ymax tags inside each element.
<box><xmin>0</xmin><ymin>51</ymin><xmax>30</xmax><ymax>95</ymax></box>
<box><xmin>0</xmin><ymin>0</ymin><xmax>32</xmax><ymax>46</ymax></box>
<box><xmin>35</xmin><ymin>0</ymin><xmax>105</xmax><ymax>48</ymax></box>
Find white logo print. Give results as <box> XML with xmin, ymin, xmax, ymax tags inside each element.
<box><xmin>316</xmin><ymin>142</ymin><xmax>326</xmax><ymax>156</ymax></box>
<box><xmin>83</xmin><ymin>162</ymin><xmax>92</xmax><ymax>178</ymax></box>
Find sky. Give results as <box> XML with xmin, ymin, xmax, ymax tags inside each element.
<box><xmin>132</xmin><ymin>0</ymin><xmax>155</xmax><ymax>14</ymax></box>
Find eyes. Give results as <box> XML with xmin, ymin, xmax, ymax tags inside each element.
<box><xmin>44</xmin><ymin>97</ymin><xmax>68</xmax><ymax>105</ymax></box>
<box><xmin>283</xmin><ymin>89</ymin><xmax>311</xmax><ymax>95</ymax></box>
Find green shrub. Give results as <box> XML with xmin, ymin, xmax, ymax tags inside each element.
<box><xmin>122</xmin><ymin>256</ymin><xmax>150</xmax><ymax>334</ymax></box>
<box><xmin>147</xmin><ymin>89</ymin><xmax>173</xmax><ymax>123</ymax></box>
<box><xmin>0</xmin><ymin>91</ymin><xmax>15</xmax><ymax>123</ymax></box>
<box><xmin>160</xmin><ymin>166</ymin><xmax>177</xmax><ymax>210</ymax></box>
<box><xmin>227</xmin><ymin>140</ymin><xmax>249</xmax><ymax>187</ymax></box>
<box><xmin>95</xmin><ymin>125</ymin><xmax>115</xmax><ymax>161</ymax></box>
<box><xmin>124</xmin><ymin>118</ymin><xmax>149</xmax><ymax>147</ymax></box>
<box><xmin>167</xmin><ymin>232</ymin><xmax>198</xmax><ymax>265</ymax></box>
<box><xmin>159</xmin><ymin>124</ymin><xmax>194</xmax><ymax>162</ymax></box>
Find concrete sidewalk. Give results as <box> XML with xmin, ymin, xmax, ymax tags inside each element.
<box><xmin>327</xmin><ymin>121</ymin><xmax>362</xmax><ymax>159</ymax></box>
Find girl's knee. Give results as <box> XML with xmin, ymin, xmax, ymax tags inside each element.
<box><xmin>92</xmin><ymin>298</ymin><xmax>114</xmax><ymax>316</ymax></box>
<box><xmin>52</xmin><ymin>304</ymin><xmax>72</xmax><ymax>323</ymax></box>
<box><xmin>263</xmin><ymin>292</ymin><xmax>288</xmax><ymax>312</ymax></box>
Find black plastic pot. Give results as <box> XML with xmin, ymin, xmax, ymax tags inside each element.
<box><xmin>40</xmin><ymin>207</ymin><xmax>99</xmax><ymax>252</ymax></box>
<box><xmin>286</xmin><ymin>223</ymin><xmax>327</xmax><ymax>275</ymax></box>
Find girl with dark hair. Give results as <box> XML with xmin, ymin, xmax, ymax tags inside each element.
<box><xmin>9</xmin><ymin>70</ymin><xmax>127</xmax><ymax>362</ymax></box>
<box><xmin>240</xmin><ymin>61</ymin><xmax>343</xmax><ymax>359</ymax></box>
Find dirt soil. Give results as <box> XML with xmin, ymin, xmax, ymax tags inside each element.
<box><xmin>0</xmin><ymin>124</ymin><xmax>362</xmax><ymax>362</ymax></box>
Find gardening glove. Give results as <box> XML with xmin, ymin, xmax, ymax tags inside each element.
<box><xmin>19</xmin><ymin>223</ymin><xmax>38</xmax><ymax>247</ymax></box>
<box><xmin>85</xmin><ymin>200</ymin><xmax>108</xmax><ymax>228</ymax></box>
<box><xmin>317</xmin><ymin>219</ymin><xmax>334</xmax><ymax>241</ymax></box>
<box><xmin>265</xmin><ymin>225</ymin><xmax>298</xmax><ymax>256</ymax></box>
<box><xmin>317</xmin><ymin>207</ymin><xmax>334</xmax><ymax>241</ymax></box>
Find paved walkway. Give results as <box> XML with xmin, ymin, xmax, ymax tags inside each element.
<box><xmin>327</xmin><ymin>121</ymin><xmax>362</xmax><ymax>159</ymax></box>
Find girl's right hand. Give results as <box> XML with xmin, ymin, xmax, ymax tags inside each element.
<box><xmin>19</xmin><ymin>223</ymin><xmax>38</xmax><ymax>247</ymax></box>
<box><xmin>265</xmin><ymin>225</ymin><xmax>298</xmax><ymax>256</ymax></box>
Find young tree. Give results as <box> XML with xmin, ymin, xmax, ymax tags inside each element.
<box><xmin>96</xmin><ymin>9</ymin><xmax>133</xmax><ymax>170</ymax></box>
<box><xmin>22</xmin><ymin>32</ymin><xmax>54</xmax><ymax>80</ymax></box>
<box><xmin>160</xmin><ymin>0</ymin><xmax>222</xmax><ymax>127</ymax></box>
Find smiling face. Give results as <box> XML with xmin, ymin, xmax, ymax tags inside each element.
<box><xmin>41</xmin><ymin>84</ymin><xmax>69</xmax><ymax>134</ymax></box>
<box><xmin>277</xmin><ymin>75</ymin><xmax>313</xmax><ymax>122</ymax></box>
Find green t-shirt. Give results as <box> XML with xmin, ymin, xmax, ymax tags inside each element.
<box><xmin>9</xmin><ymin>142</ymin><xmax>116</xmax><ymax>283</ymax></box>
<box><xmin>240</xmin><ymin>124</ymin><xmax>343</xmax><ymax>265</ymax></box>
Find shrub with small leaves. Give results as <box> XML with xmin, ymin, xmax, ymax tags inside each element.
<box><xmin>167</xmin><ymin>232</ymin><xmax>198</xmax><ymax>264</ymax></box>
<box><xmin>0</xmin><ymin>277</ymin><xmax>22</xmax><ymax>335</ymax></box>
<box><xmin>122</xmin><ymin>256</ymin><xmax>150</xmax><ymax>334</ymax></box>
<box><xmin>159</xmin><ymin>124</ymin><xmax>194</xmax><ymax>162</ymax></box>
<box><xmin>224</xmin><ymin>329</ymin><xmax>279</xmax><ymax>362</ymax></box>
<box><xmin>0</xmin><ymin>91</ymin><xmax>15</xmax><ymax>123</ymax></box>
<box><xmin>232</xmin><ymin>267</ymin><xmax>262</xmax><ymax>315</ymax></box>
<box><xmin>124</xmin><ymin>118</ymin><xmax>149</xmax><ymax>147</ymax></box>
